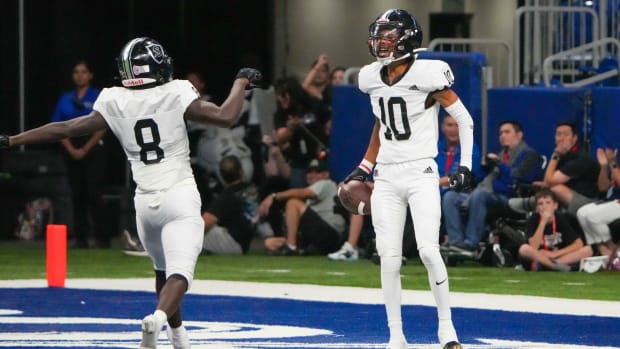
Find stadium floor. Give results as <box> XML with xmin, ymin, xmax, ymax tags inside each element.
<box><xmin>1</xmin><ymin>279</ymin><xmax>619</xmax><ymax>348</ymax></box>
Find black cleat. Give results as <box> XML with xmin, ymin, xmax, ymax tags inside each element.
<box><xmin>443</xmin><ymin>341</ymin><xmax>463</xmax><ymax>349</ymax></box>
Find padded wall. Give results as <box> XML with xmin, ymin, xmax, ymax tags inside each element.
<box><xmin>590</xmin><ymin>87</ymin><xmax>620</xmax><ymax>151</ymax></box>
<box><xmin>487</xmin><ymin>87</ymin><xmax>588</xmax><ymax>158</ymax></box>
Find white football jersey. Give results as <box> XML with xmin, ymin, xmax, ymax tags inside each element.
<box><xmin>94</xmin><ymin>79</ymin><xmax>200</xmax><ymax>193</ymax></box>
<box><xmin>358</xmin><ymin>59</ymin><xmax>454</xmax><ymax>164</ymax></box>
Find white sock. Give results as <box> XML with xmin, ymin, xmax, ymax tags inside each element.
<box><xmin>153</xmin><ymin>309</ymin><xmax>168</xmax><ymax>324</ymax></box>
<box><xmin>381</xmin><ymin>256</ymin><xmax>404</xmax><ymax>340</ymax></box>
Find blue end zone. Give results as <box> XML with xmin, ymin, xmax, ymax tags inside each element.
<box><xmin>1</xmin><ymin>287</ymin><xmax>619</xmax><ymax>348</ymax></box>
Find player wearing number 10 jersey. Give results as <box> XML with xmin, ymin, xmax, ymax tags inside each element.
<box><xmin>0</xmin><ymin>37</ymin><xmax>261</xmax><ymax>349</ymax></box>
<box><xmin>344</xmin><ymin>9</ymin><xmax>474</xmax><ymax>349</ymax></box>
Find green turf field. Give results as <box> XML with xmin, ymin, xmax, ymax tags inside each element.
<box><xmin>0</xmin><ymin>241</ymin><xmax>617</xmax><ymax>302</ymax></box>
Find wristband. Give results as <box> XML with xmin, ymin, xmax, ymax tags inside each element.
<box><xmin>359</xmin><ymin>159</ymin><xmax>374</xmax><ymax>174</ymax></box>
<box><xmin>271</xmin><ymin>192</ymin><xmax>278</xmax><ymax>200</ymax></box>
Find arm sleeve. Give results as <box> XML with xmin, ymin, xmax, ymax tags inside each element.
<box><xmin>444</xmin><ymin>99</ymin><xmax>474</xmax><ymax>169</ymax></box>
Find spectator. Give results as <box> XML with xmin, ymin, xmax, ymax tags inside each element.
<box><xmin>518</xmin><ymin>189</ymin><xmax>584</xmax><ymax>271</ymax></box>
<box><xmin>258</xmin><ymin>157</ymin><xmax>346</xmax><ymax>255</ymax></box>
<box><xmin>202</xmin><ymin>155</ymin><xmax>259</xmax><ymax>255</ymax></box>
<box><xmin>302</xmin><ymin>53</ymin><xmax>331</xmax><ymax>101</ymax></box>
<box><xmin>577</xmin><ymin>148</ymin><xmax>619</xmax><ymax>242</ymax></box>
<box><xmin>436</xmin><ymin>114</ymin><xmax>482</xmax><ymax>196</ymax></box>
<box><xmin>510</xmin><ymin>122</ymin><xmax>600</xmax><ymax>216</ymax></box>
<box><xmin>51</xmin><ymin>60</ymin><xmax>108</xmax><ymax>248</ymax></box>
<box><xmin>331</xmin><ymin>66</ymin><xmax>347</xmax><ymax>86</ymax></box>
<box><xmin>443</xmin><ymin>120</ymin><xmax>543</xmax><ymax>253</ymax></box>
<box><xmin>273</xmin><ymin>77</ymin><xmax>330</xmax><ymax>188</ymax></box>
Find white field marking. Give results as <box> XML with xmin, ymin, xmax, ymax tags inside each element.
<box><xmin>503</xmin><ymin>279</ymin><xmax>521</xmax><ymax>283</ymax></box>
<box><xmin>325</xmin><ymin>272</ymin><xmax>347</xmax><ymax>276</ymax></box>
<box><xmin>563</xmin><ymin>282</ymin><xmax>589</xmax><ymax>286</ymax></box>
<box><xmin>247</xmin><ymin>269</ymin><xmax>292</xmax><ymax>273</ymax></box>
<box><xmin>1</xmin><ymin>279</ymin><xmax>619</xmax><ymax>318</ymax></box>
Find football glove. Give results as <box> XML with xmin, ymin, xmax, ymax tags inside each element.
<box><xmin>236</xmin><ymin>68</ymin><xmax>262</xmax><ymax>90</ymax></box>
<box><xmin>344</xmin><ymin>166</ymin><xmax>370</xmax><ymax>183</ymax></box>
<box><xmin>0</xmin><ymin>134</ymin><xmax>9</xmax><ymax>149</ymax></box>
<box><xmin>449</xmin><ymin>166</ymin><xmax>472</xmax><ymax>192</ymax></box>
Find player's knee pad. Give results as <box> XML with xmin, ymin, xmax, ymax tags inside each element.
<box><xmin>418</xmin><ymin>245</ymin><xmax>442</xmax><ymax>266</ymax></box>
<box><xmin>380</xmin><ymin>256</ymin><xmax>402</xmax><ymax>273</ymax></box>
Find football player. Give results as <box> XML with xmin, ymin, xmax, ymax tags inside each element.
<box><xmin>344</xmin><ymin>9</ymin><xmax>473</xmax><ymax>349</ymax></box>
<box><xmin>0</xmin><ymin>37</ymin><xmax>261</xmax><ymax>349</ymax></box>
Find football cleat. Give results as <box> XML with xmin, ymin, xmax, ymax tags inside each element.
<box><xmin>140</xmin><ymin>314</ymin><xmax>165</xmax><ymax>349</ymax></box>
<box><xmin>166</xmin><ymin>325</ymin><xmax>191</xmax><ymax>349</ymax></box>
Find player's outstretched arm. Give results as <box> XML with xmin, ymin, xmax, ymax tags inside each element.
<box><xmin>1</xmin><ymin>111</ymin><xmax>108</xmax><ymax>149</ymax></box>
<box><xmin>185</xmin><ymin>68</ymin><xmax>261</xmax><ymax>127</ymax></box>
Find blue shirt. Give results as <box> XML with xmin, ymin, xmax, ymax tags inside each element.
<box><xmin>51</xmin><ymin>86</ymin><xmax>100</xmax><ymax>122</ymax></box>
<box><xmin>435</xmin><ymin>137</ymin><xmax>482</xmax><ymax>194</ymax></box>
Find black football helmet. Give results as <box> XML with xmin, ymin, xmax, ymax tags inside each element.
<box><xmin>368</xmin><ymin>9</ymin><xmax>423</xmax><ymax>65</ymax></box>
<box><xmin>117</xmin><ymin>37</ymin><xmax>173</xmax><ymax>88</ymax></box>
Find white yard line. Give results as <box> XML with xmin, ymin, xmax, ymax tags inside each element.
<box><xmin>1</xmin><ymin>278</ymin><xmax>619</xmax><ymax>318</ymax></box>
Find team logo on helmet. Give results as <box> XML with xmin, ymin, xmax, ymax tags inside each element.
<box><xmin>145</xmin><ymin>43</ymin><xmax>165</xmax><ymax>64</ymax></box>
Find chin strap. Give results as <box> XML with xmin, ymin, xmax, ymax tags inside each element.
<box><xmin>376</xmin><ymin>47</ymin><xmax>428</xmax><ymax>65</ymax></box>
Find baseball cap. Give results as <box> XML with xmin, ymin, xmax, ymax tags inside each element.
<box><xmin>307</xmin><ymin>158</ymin><xmax>328</xmax><ymax>172</ymax></box>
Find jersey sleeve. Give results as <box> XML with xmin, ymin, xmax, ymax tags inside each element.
<box><xmin>357</xmin><ymin>64</ymin><xmax>374</xmax><ymax>94</ymax></box>
<box><xmin>415</xmin><ymin>60</ymin><xmax>455</xmax><ymax>93</ymax></box>
<box><xmin>174</xmin><ymin>80</ymin><xmax>201</xmax><ymax>111</ymax></box>
<box><xmin>92</xmin><ymin>88</ymin><xmax>113</xmax><ymax>120</ymax></box>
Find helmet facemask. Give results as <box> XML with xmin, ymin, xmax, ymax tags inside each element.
<box><xmin>368</xmin><ymin>24</ymin><xmax>412</xmax><ymax>66</ymax></box>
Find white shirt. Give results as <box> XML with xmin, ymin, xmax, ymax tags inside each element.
<box><xmin>358</xmin><ymin>59</ymin><xmax>454</xmax><ymax>164</ymax></box>
<box><xmin>94</xmin><ymin>79</ymin><xmax>200</xmax><ymax>193</ymax></box>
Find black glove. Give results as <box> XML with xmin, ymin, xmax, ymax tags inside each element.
<box><xmin>236</xmin><ymin>68</ymin><xmax>262</xmax><ymax>89</ymax></box>
<box><xmin>344</xmin><ymin>166</ymin><xmax>369</xmax><ymax>183</ymax></box>
<box><xmin>0</xmin><ymin>135</ymin><xmax>10</xmax><ymax>149</ymax></box>
<box><xmin>449</xmin><ymin>166</ymin><xmax>472</xmax><ymax>192</ymax></box>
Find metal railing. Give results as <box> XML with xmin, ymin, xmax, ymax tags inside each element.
<box><xmin>542</xmin><ymin>37</ymin><xmax>620</xmax><ymax>87</ymax></box>
<box><xmin>428</xmin><ymin>38</ymin><xmax>513</xmax><ymax>87</ymax></box>
<box><xmin>514</xmin><ymin>5</ymin><xmax>599</xmax><ymax>85</ymax></box>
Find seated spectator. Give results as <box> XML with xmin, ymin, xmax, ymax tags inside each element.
<box><xmin>202</xmin><ymin>155</ymin><xmax>259</xmax><ymax>255</ymax></box>
<box><xmin>258</xmin><ymin>157</ymin><xmax>346</xmax><ymax>255</ymax></box>
<box><xmin>576</xmin><ymin>147</ymin><xmax>620</xmax><ymax>245</ymax></box>
<box><xmin>443</xmin><ymin>120</ymin><xmax>543</xmax><ymax>253</ymax></box>
<box><xmin>510</xmin><ymin>122</ymin><xmax>600</xmax><ymax>216</ymax></box>
<box><xmin>518</xmin><ymin>189</ymin><xmax>584</xmax><ymax>271</ymax></box>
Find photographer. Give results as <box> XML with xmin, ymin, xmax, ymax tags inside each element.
<box><xmin>442</xmin><ymin>120</ymin><xmax>544</xmax><ymax>254</ymax></box>
<box><xmin>273</xmin><ymin>77</ymin><xmax>330</xmax><ymax>188</ymax></box>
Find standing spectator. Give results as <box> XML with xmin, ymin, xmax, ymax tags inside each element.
<box><xmin>331</xmin><ymin>66</ymin><xmax>347</xmax><ymax>86</ymax></box>
<box><xmin>443</xmin><ymin>120</ymin><xmax>543</xmax><ymax>253</ymax></box>
<box><xmin>510</xmin><ymin>122</ymin><xmax>600</xmax><ymax>216</ymax></box>
<box><xmin>273</xmin><ymin>77</ymin><xmax>330</xmax><ymax>188</ymax></box>
<box><xmin>51</xmin><ymin>60</ymin><xmax>107</xmax><ymax>248</ymax></box>
<box><xmin>202</xmin><ymin>155</ymin><xmax>259</xmax><ymax>255</ymax></box>
<box><xmin>518</xmin><ymin>189</ymin><xmax>584</xmax><ymax>271</ymax></box>
<box><xmin>258</xmin><ymin>157</ymin><xmax>345</xmax><ymax>256</ymax></box>
<box><xmin>0</xmin><ymin>37</ymin><xmax>262</xmax><ymax>349</ymax></box>
<box><xmin>344</xmin><ymin>9</ymin><xmax>473</xmax><ymax>349</ymax></box>
<box><xmin>302</xmin><ymin>53</ymin><xmax>331</xmax><ymax>101</ymax></box>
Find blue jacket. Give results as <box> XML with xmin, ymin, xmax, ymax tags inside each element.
<box><xmin>436</xmin><ymin>137</ymin><xmax>482</xmax><ymax>194</ymax></box>
<box><xmin>51</xmin><ymin>86</ymin><xmax>100</xmax><ymax>122</ymax></box>
<box><xmin>489</xmin><ymin>142</ymin><xmax>544</xmax><ymax>197</ymax></box>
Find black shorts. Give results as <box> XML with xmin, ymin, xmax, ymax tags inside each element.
<box><xmin>298</xmin><ymin>208</ymin><xmax>342</xmax><ymax>254</ymax></box>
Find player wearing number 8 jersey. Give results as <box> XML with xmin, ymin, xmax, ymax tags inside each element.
<box><xmin>344</xmin><ymin>9</ymin><xmax>473</xmax><ymax>349</ymax></box>
<box><xmin>0</xmin><ymin>37</ymin><xmax>261</xmax><ymax>349</ymax></box>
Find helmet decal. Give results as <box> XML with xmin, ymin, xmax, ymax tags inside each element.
<box><xmin>145</xmin><ymin>43</ymin><xmax>165</xmax><ymax>64</ymax></box>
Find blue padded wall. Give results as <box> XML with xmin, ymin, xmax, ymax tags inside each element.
<box><xmin>591</xmin><ymin>87</ymin><xmax>620</xmax><ymax>151</ymax></box>
<box><xmin>330</xmin><ymin>85</ymin><xmax>374</xmax><ymax>182</ymax></box>
<box><xmin>487</xmin><ymin>87</ymin><xmax>588</xmax><ymax>158</ymax></box>
<box><xmin>418</xmin><ymin>51</ymin><xmax>486</xmax><ymax>145</ymax></box>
